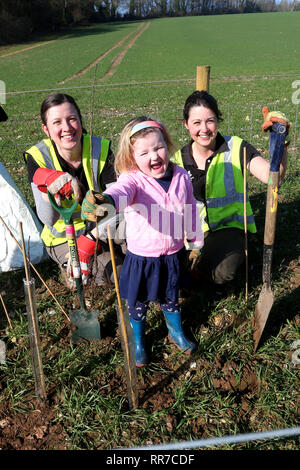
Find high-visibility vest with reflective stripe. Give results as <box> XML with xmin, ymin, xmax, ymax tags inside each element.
<box><xmin>24</xmin><ymin>134</ymin><xmax>111</xmax><ymax>246</ymax></box>
<box><xmin>171</xmin><ymin>136</ymin><xmax>256</xmax><ymax>234</ymax></box>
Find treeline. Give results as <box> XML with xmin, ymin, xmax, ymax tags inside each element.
<box><xmin>126</xmin><ymin>0</ymin><xmax>300</xmax><ymax>17</ymax></box>
<box><xmin>0</xmin><ymin>0</ymin><xmax>97</xmax><ymax>44</ymax></box>
<box><xmin>1</xmin><ymin>0</ymin><xmax>300</xmax><ymax>45</ymax></box>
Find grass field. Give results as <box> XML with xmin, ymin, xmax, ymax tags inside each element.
<box><xmin>0</xmin><ymin>12</ymin><xmax>299</xmax><ymax>451</ymax></box>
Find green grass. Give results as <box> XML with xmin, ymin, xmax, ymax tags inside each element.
<box><xmin>0</xmin><ymin>12</ymin><xmax>299</xmax><ymax>450</ymax></box>
<box><xmin>107</xmin><ymin>12</ymin><xmax>300</xmax><ymax>82</ymax></box>
<box><xmin>0</xmin><ymin>271</ymin><xmax>299</xmax><ymax>449</ymax></box>
<box><xmin>0</xmin><ymin>22</ymin><xmax>141</xmax><ymax>91</ymax></box>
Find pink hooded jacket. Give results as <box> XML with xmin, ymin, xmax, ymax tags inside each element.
<box><xmin>104</xmin><ymin>164</ymin><xmax>203</xmax><ymax>257</ymax></box>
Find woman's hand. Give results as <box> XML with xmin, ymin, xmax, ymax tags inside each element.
<box><xmin>33</xmin><ymin>168</ymin><xmax>84</xmax><ymax>206</ymax></box>
<box><xmin>66</xmin><ymin>234</ymin><xmax>101</xmax><ymax>285</ymax></box>
<box><xmin>249</xmin><ymin>107</ymin><xmax>290</xmax><ymax>185</ymax></box>
<box><xmin>261</xmin><ymin>107</ymin><xmax>290</xmax><ymax>134</ymax></box>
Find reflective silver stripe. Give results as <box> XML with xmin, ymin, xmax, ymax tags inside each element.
<box><xmin>207</xmin><ymin>192</ymin><xmax>248</xmax><ymax>208</ymax></box>
<box><xmin>223</xmin><ymin>136</ymin><xmax>236</xmax><ymax>196</ymax></box>
<box><xmin>48</xmin><ymin>223</ymin><xmax>65</xmax><ymax>237</ymax></box>
<box><xmin>35</xmin><ymin>141</ymin><xmax>54</xmax><ymax>168</ymax></box>
<box><xmin>207</xmin><ymin>136</ymin><xmax>248</xmax><ymax>208</ymax></box>
<box><xmin>210</xmin><ymin>213</ymin><xmax>255</xmax><ymax>231</ymax></box>
<box><xmin>91</xmin><ymin>136</ymin><xmax>101</xmax><ymax>191</ymax></box>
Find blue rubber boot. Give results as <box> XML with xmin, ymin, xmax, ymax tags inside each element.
<box><xmin>130</xmin><ymin>317</ymin><xmax>148</xmax><ymax>367</ymax></box>
<box><xmin>163</xmin><ymin>310</ymin><xmax>196</xmax><ymax>354</ymax></box>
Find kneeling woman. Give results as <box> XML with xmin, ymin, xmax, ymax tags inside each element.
<box><xmin>173</xmin><ymin>90</ymin><xmax>289</xmax><ymax>289</ymax></box>
<box><xmin>24</xmin><ymin>93</ymin><xmax>124</xmax><ymax>290</ymax></box>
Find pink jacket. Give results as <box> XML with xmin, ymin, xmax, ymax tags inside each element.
<box><xmin>104</xmin><ymin>164</ymin><xmax>203</xmax><ymax>257</ymax></box>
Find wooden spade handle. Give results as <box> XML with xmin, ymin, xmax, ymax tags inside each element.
<box><xmin>264</xmin><ymin>172</ymin><xmax>280</xmax><ymax>246</ymax></box>
<box><xmin>262</xmin><ymin>171</ymin><xmax>280</xmax><ymax>287</ymax></box>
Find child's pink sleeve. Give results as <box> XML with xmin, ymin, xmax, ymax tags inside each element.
<box><xmin>104</xmin><ymin>173</ymin><xmax>136</xmax><ymax>212</ymax></box>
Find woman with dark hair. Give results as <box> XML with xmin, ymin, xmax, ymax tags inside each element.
<box><xmin>24</xmin><ymin>93</ymin><xmax>124</xmax><ymax>290</ymax></box>
<box><xmin>173</xmin><ymin>90</ymin><xmax>290</xmax><ymax>291</ymax></box>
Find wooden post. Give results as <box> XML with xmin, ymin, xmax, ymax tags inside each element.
<box><xmin>196</xmin><ymin>66</ymin><xmax>210</xmax><ymax>92</ymax></box>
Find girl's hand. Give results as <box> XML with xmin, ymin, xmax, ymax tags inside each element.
<box><xmin>189</xmin><ymin>249</ymin><xmax>202</xmax><ymax>271</ymax></box>
<box><xmin>81</xmin><ymin>190</ymin><xmax>113</xmax><ymax>222</ymax></box>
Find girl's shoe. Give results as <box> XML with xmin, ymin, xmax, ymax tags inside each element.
<box><xmin>163</xmin><ymin>310</ymin><xmax>196</xmax><ymax>354</ymax></box>
<box><xmin>130</xmin><ymin>317</ymin><xmax>148</xmax><ymax>367</ymax></box>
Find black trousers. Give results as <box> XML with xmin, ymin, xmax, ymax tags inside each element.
<box><xmin>196</xmin><ymin>228</ymin><xmax>245</xmax><ymax>286</ymax></box>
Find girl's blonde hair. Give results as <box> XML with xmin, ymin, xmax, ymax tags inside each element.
<box><xmin>114</xmin><ymin>116</ymin><xmax>175</xmax><ymax>176</ymax></box>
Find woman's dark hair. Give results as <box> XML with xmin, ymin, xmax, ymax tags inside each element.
<box><xmin>183</xmin><ymin>90</ymin><xmax>223</xmax><ymax>122</ymax></box>
<box><xmin>40</xmin><ymin>93</ymin><xmax>86</xmax><ymax>132</ymax></box>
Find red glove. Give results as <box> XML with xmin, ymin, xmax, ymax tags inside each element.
<box><xmin>33</xmin><ymin>168</ymin><xmax>83</xmax><ymax>206</ymax></box>
<box><xmin>67</xmin><ymin>234</ymin><xmax>101</xmax><ymax>284</ymax></box>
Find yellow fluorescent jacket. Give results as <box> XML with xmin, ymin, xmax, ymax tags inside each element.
<box><xmin>172</xmin><ymin>136</ymin><xmax>256</xmax><ymax>234</ymax></box>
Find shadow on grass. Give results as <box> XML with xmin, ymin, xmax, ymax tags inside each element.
<box><xmin>5</xmin><ymin>21</ymin><xmax>142</xmax><ymax>48</ymax></box>
<box><xmin>138</xmin><ymin>353</ymin><xmax>195</xmax><ymax>407</ymax></box>
<box><xmin>58</xmin><ymin>21</ymin><xmax>142</xmax><ymax>41</ymax></box>
<box><xmin>247</xmin><ymin>190</ymin><xmax>300</xmax><ymax>347</ymax></box>
<box><xmin>256</xmin><ymin>285</ymin><xmax>300</xmax><ymax>350</ymax></box>
<box><xmin>247</xmin><ymin>190</ymin><xmax>300</xmax><ymax>280</ymax></box>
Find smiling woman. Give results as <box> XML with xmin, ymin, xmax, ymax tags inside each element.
<box><xmin>40</xmin><ymin>98</ymin><xmax>83</xmax><ymax>167</ymax></box>
<box><xmin>172</xmin><ymin>90</ymin><xmax>290</xmax><ymax>292</ymax></box>
<box><xmin>23</xmin><ymin>93</ymin><xmax>125</xmax><ymax>291</ymax></box>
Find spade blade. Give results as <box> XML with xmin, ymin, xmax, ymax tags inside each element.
<box><xmin>253</xmin><ymin>284</ymin><xmax>274</xmax><ymax>352</ymax></box>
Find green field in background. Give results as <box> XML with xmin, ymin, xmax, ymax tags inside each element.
<box><xmin>0</xmin><ymin>21</ymin><xmax>140</xmax><ymax>90</ymax></box>
<box><xmin>1</xmin><ymin>12</ymin><xmax>300</xmax><ymax>91</ymax></box>
<box><xmin>0</xmin><ymin>11</ymin><xmax>300</xmax><ymax>201</ymax></box>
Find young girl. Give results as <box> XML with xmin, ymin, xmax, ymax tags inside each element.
<box><xmin>81</xmin><ymin>117</ymin><xmax>204</xmax><ymax>366</ymax></box>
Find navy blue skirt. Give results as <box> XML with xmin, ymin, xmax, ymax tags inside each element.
<box><xmin>119</xmin><ymin>249</ymin><xmax>182</xmax><ymax>307</ymax></box>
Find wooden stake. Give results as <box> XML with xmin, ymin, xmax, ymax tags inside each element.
<box><xmin>0</xmin><ymin>291</ymin><xmax>12</xmax><ymax>329</ymax></box>
<box><xmin>243</xmin><ymin>147</ymin><xmax>249</xmax><ymax>302</ymax></box>
<box><xmin>0</xmin><ymin>216</ymin><xmax>70</xmax><ymax>322</ymax></box>
<box><xmin>107</xmin><ymin>224</ymin><xmax>138</xmax><ymax>410</ymax></box>
<box><xmin>19</xmin><ymin>221</ymin><xmax>47</xmax><ymax>402</ymax></box>
<box><xmin>196</xmin><ymin>65</ymin><xmax>210</xmax><ymax>92</ymax></box>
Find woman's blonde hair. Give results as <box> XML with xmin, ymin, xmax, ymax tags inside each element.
<box><xmin>114</xmin><ymin>116</ymin><xmax>175</xmax><ymax>176</ymax></box>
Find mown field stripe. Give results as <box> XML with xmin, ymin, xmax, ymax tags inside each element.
<box><xmin>59</xmin><ymin>22</ymin><xmax>145</xmax><ymax>84</ymax></box>
<box><xmin>0</xmin><ymin>40</ymin><xmax>57</xmax><ymax>58</ymax></box>
<box><xmin>0</xmin><ymin>37</ymin><xmax>72</xmax><ymax>58</ymax></box>
<box><xmin>101</xmin><ymin>21</ymin><xmax>151</xmax><ymax>81</ymax></box>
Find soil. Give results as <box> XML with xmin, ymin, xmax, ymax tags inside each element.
<box><xmin>0</xmin><ymin>259</ymin><xmax>299</xmax><ymax>450</ymax></box>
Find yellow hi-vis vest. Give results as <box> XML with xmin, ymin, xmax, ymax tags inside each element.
<box><xmin>172</xmin><ymin>136</ymin><xmax>256</xmax><ymax>234</ymax></box>
<box><xmin>24</xmin><ymin>134</ymin><xmax>111</xmax><ymax>246</ymax></box>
